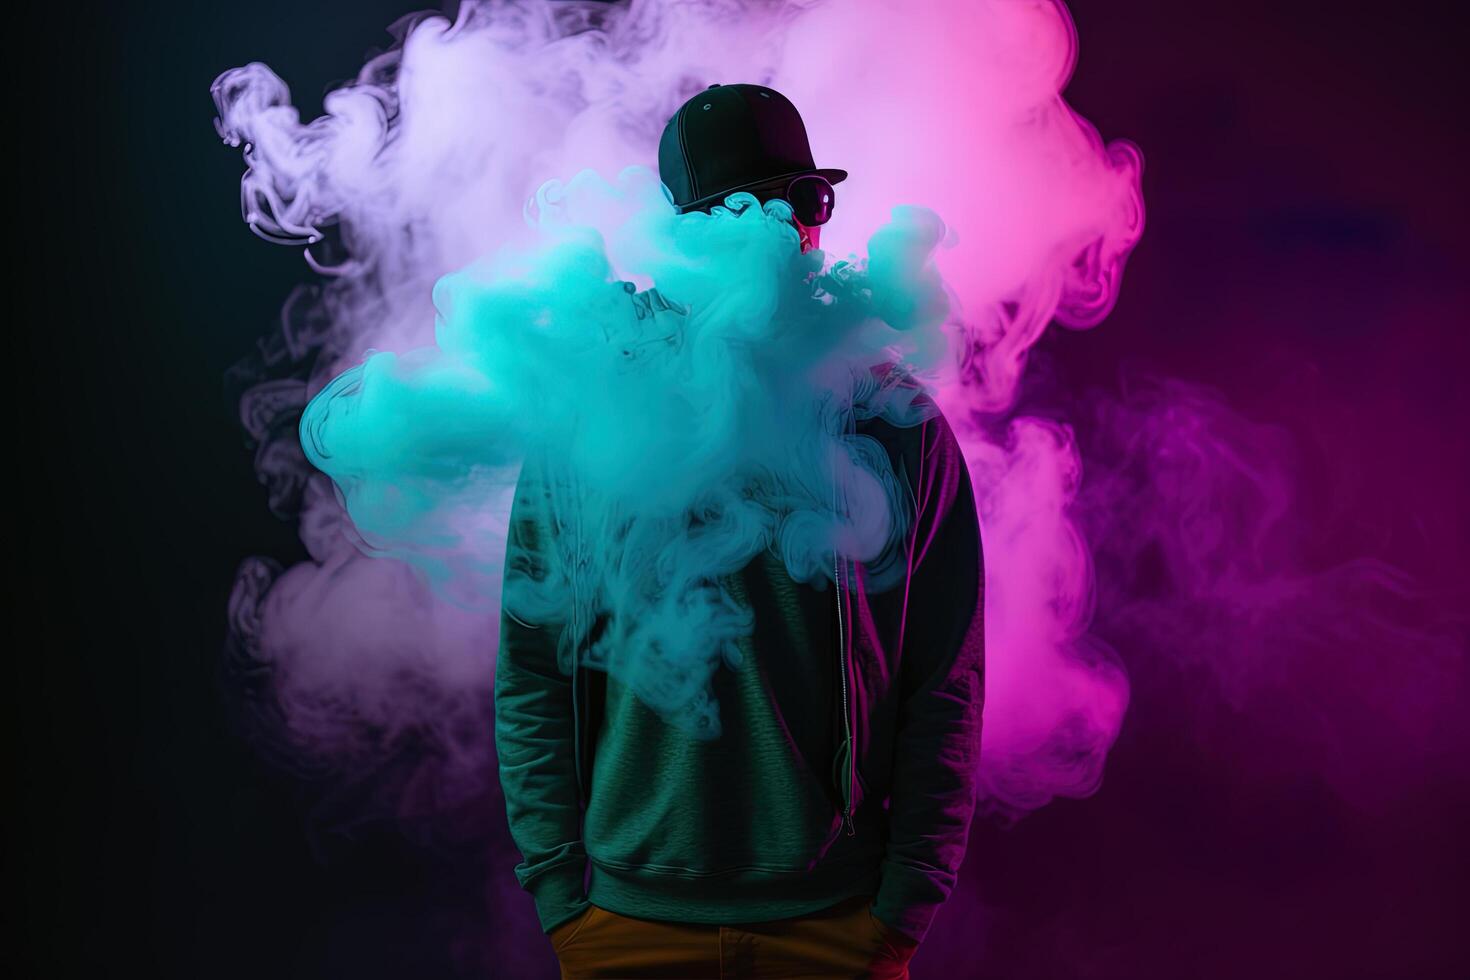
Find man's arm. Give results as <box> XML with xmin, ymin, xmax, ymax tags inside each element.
<box><xmin>871</xmin><ymin>408</ymin><xmax>986</xmax><ymax>946</ymax></box>
<box><xmin>494</xmin><ymin>452</ymin><xmax>591</xmax><ymax>934</ymax></box>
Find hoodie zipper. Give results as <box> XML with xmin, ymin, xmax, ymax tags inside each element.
<box><xmin>836</xmin><ymin>552</ymin><xmax>856</xmax><ymax>837</ymax></box>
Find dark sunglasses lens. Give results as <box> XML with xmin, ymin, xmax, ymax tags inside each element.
<box><xmin>787</xmin><ymin>176</ymin><xmax>835</xmax><ymax>226</ymax></box>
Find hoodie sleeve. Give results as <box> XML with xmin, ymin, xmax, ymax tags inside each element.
<box><xmin>494</xmin><ymin>452</ymin><xmax>591</xmax><ymax>935</ymax></box>
<box><xmin>871</xmin><ymin>407</ymin><xmax>986</xmax><ymax>945</ymax></box>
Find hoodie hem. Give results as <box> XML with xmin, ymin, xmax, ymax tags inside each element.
<box><xmin>587</xmin><ymin>851</ymin><xmax>883</xmax><ymax>925</ymax></box>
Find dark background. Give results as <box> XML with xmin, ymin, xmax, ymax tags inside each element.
<box><xmin>17</xmin><ymin>1</ymin><xmax>1467</xmax><ymax>977</ymax></box>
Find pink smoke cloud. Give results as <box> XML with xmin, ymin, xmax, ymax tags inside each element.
<box><xmin>213</xmin><ymin>0</ymin><xmax>1143</xmax><ymax>828</ymax></box>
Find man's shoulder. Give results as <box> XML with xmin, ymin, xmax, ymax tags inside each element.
<box><xmin>854</xmin><ymin>362</ymin><xmax>945</xmax><ymax>445</ymax></box>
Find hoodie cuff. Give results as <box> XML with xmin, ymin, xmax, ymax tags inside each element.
<box><xmin>528</xmin><ymin>861</ymin><xmax>591</xmax><ymax>934</ymax></box>
<box><xmin>871</xmin><ymin>858</ymin><xmax>951</xmax><ymax>945</ymax></box>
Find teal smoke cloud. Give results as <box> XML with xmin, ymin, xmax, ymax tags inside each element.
<box><xmin>299</xmin><ymin>165</ymin><xmax>954</xmax><ymax>733</ymax></box>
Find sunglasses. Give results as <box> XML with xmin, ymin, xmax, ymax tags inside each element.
<box><xmin>751</xmin><ymin>174</ymin><xmax>836</xmax><ymax>227</ymax></box>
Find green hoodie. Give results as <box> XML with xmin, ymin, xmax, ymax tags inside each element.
<box><xmin>495</xmin><ymin>367</ymin><xmax>985</xmax><ymax>947</ymax></box>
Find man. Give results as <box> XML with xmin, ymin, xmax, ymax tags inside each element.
<box><xmin>495</xmin><ymin>83</ymin><xmax>985</xmax><ymax>979</ymax></box>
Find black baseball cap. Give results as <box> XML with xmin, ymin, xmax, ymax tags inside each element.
<box><xmin>658</xmin><ymin>83</ymin><xmax>847</xmax><ymax>215</ymax></box>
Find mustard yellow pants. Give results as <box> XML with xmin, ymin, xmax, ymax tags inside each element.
<box><xmin>549</xmin><ymin>893</ymin><xmax>919</xmax><ymax>979</ymax></box>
